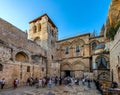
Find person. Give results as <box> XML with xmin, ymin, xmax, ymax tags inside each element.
<box><xmin>13</xmin><ymin>78</ymin><xmax>19</xmax><ymax>89</ymax></box>
<box><xmin>82</xmin><ymin>78</ymin><xmax>85</xmax><ymax>85</ymax></box>
<box><xmin>39</xmin><ymin>78</ymin><xmax>42</xmax><ymax>88</ymax></box>
<box><xmin>87</xmin><ymin>79</ymin><xmax>91</xmax><ymax>88</ymax></box>
<box><xmin>48</xmin><ymin>78</ymin><xmax>52</xmax><ymax>88</ymax></box>
<box><xmin>26</xmin><ymin>78</ymin><xmax>30</xmax><ymax>86</ymax></box>
<box><xmin>1</xmin><ymin>78</ymin><xmax>5</xmax><ymax>89</ymax></box>
<box><xmin>111</xmin><ymin>82</ymin><xmax>118</xmax><ymax>88</ymax></box>
<box><xmin>30</xmin><ymin>77</ymin><xmax>33</xmax><ymax>86</ymax></box>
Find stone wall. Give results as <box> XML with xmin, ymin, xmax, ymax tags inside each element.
<box><xmin>0</xmin><ymin>18</ymin><xmax>46</xmax><ymax>56</ymax></box>
<box><xmin>109</xmin><ymin>28</ymin><xmax>120</xmax><ymax>83</ymax></box>
<box><xmin>57</xmin><ymin>34</ymin><xmax>91</xmax><ymax>77</ymax></box>
<box><xmin>0</xmin><ymin>18</ymin><xmax>47</xmax><ymax>88</ymax></box>
<box><xmin>57</xmin><ymin>34</ymin><xmax>90</xmax><ymax>60</ymax></box>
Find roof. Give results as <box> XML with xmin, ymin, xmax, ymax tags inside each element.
<box><xmin>29</xmin><ymin>13</ymin><xmax>57</xmax><ymax>28</ymax></box>
<box><xmin>57</xmin><ymin>33</ymin><xmax>90</xmax><ymax>42</ymax></box>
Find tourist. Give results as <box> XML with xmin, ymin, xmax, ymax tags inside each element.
<box><xmin>13</xmin><ymin>78</ymin><xmax>19</xmax><ymax>89</ymax></box>
<box><xmin>26</xmin><ymin>77</ymin><xmax>30</xmax><ymax>86</ymax></box>
<box><xmin>30</xmin><ymin>77</ymin><xmax>33</xmax><ymax>86</ymax></box>
<box><xmin>48</xmin><ymin>78</ymin><xmax>52</xmax><ymax>88</ymax></box>
<box><xmin>59</xmin><ymin>77</ymin><xmax>62</xmax><ymax>85</ymax></box>
<box><xmin>82</xmin><ymin>78</ymin><xmax>85</xmax><ymax>85</ymax></box>
<box><xmin>42</xmin><ymin>77</ymin><xmax>46</xmax><ymax>87</ymax></box>
<box><xmin>39</xmin><ymin>78</ymin><xmax>42</xmax><ymax>88</ymax></box>
<box><xmin>0</xmin><ymin>78</ymin><xmax>5</xmax><ymax>89</ymax></box>
<box><xmin>111</xmin><ymin>81</ymin><xmax>118</xmax><ymax>88</ymax></box>
<box><xmin>87</xmin><ymin>79</ymin><xmax>91</xmax><ymax>88</ymax></box>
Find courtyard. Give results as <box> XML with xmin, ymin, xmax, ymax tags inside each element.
<box><xmin>0</xmin><ymin>82</ymin><xmax>101</xmax><ymax>95</ymax></box>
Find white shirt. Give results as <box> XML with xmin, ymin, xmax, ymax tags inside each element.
<box><xmin>1</xmin><ymin>79</ymin><xmax>5</xmax><ymax>84</ymax></box>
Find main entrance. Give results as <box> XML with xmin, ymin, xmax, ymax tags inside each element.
<box><xmin>61</xmin><ymin>61</ymin><xmax>85</xmax><ymax>78</ymax></box>
<box><xmin>61</xmin><ymin>70</ymin><xmax>75</xmax><ymax>77</ymax></box>
<box><xmin>65</xmin><ymin>70</ymin><xmax>70</xmax><ymax>77</ymax></box>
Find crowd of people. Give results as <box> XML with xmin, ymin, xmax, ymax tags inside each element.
<box><xmin>26</xmin><ymin>76</ymin><xmax>92</xmax><ymax>89</ymax></box>
<box><xmin>2</xmin><ymin>76</ymin><xmax>112</xmax><ymax>91</ymax></box>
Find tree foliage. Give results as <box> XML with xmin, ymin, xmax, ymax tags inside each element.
<box><xmin>107</xmin><ymin>20</ymin><xmax>120</xmax><ymax>40</ymax></box>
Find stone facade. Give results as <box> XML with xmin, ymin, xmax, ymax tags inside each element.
<box><xmin>0</xmin><ymin>13</ymin><xmax>110</xmax><ymax>88</ymax></box>
<box><xmin>57</xmin><ymin>34</ymin><xmax>90</xmax><ymax>78</ymax></box>
<box><xmin>104</xmin><ymin>0</ymin><xmax>120</xmax><ymax>84</ymax></box>
<box><xmin>109</xmin><ymin>28</ymin><xmax>120</xmax><ymax>83</ymax></box>
<box><xmin>0</xmin><ymin>18</ymin><xmax>47</xmax><ymax>88</ymax></box>
<box><xmin>57</xmin><ymin>33</ymin><xmax>109</xmax><ymax>79</ymax></box>
<box><xmin>1</xmin><ymin>0</ymin><xmax>120</xmax><ymax>88</ymax></box>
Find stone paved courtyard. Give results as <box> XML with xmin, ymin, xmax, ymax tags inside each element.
<box><xmin>0</xmin><ymin>82</ymin><xmax>101</xmax><ymax>95</ymax></box>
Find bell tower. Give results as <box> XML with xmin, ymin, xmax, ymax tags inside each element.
<box><xmin>28</xmin><ymin>14</ymin><xmax>58</xmax><ymax>76</ymax></box>
<box><xmin>28</xmin><ymin>14</ymin><xmax>58</xmax><ymax>50</ymax></box>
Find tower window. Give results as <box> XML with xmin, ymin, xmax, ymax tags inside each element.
<box><xmin>65</xmin><ymin>47</ymin><xmax>69</xmax><ymax>54</ymax></box>
<box><xmin>38</xmin><ymin>23</ymin><xmax>41</xmax><ymax>31</ymax></box>
<box><xmin>33</xmin><ymin>25</ymin><xmax>37</xmax><ymax>33</ymax></box>
<box><xmin>76</xmin><ymin>45</ymin><xmax>80</xmax><ymax>52</ymax></box>
<box><xmin>51</xmin><ymin>40</ymin><xmax>55</xmax><ymax>47</ymax></box>
<box><xmin>27</xmin><ymin>66</ymin><xmax>30</xmax><ymax>72</ymax></box>
<box><xmin>51</xmin><ymin>30</ymin><xmax>54</xmax><ymax>36</ymax></box>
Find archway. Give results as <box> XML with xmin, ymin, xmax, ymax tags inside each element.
<box><xmin>90</xmin><ymin>40</ymin><xmax>100</xmax><ymax>50</ymax></box>
<box><xmin>95</xmin><ymin>56</ymin><xmax>109</xmax><ymax>69</ymax></box>
<box><xmin>61</xmin><ymin>62</ymin><xmax>73</xmax><ymax>77</ymax></box>
<box><xmin>72</xmin><ymin>61</ymin><xmax>85</xmax><ymax>78</ymax></box>
<box><xmin>15</xmin><ymin>52</ymin><xmax>29</xmax><ymax>62</ymax></box>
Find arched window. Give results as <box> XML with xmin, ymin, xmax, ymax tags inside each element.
<box><xmin>51</xmin><ymin>30</ymin><xmax>54</xmax><ymax>36</ymax></box>
<box><xmin>65</xmin><ymin>47</ymin><xmax>69</xmax><ymax>54</ymax></box>
<box><xmin>37</xmin><ymin>23</ymin><xmax>41</xmax><ymax>31</ymax></box>
<box><xmin>96</xmin><ymin>57</ymin><xmax>108</xmax><ymax>69</ymax></box>
<box><xmin>33</xmin><ymin>25</ymin><xmax>37</xmax><ymax>33</ymax></box>
<box><xmin>27</xmin><ymin>66</ymin><xmax>30</xmax><ymax>72</ymax></box>
<box><xmin>51</xmin><ymin>40</ymin><xmax>55</xmax><ymax>47</ymax></box>
<box><xmin>0</xmin><ymin>64</ymin><xmax>3</xmax><ymax>71</ymax></box>
<box><xmin>92</xmin><ymin>42</ymin><xmax>97</xmax><ymax>50</ymax></box>
<box><xmin>76</xmin><ymin>45</ymin><xmax>80</xmax><ymax>52</ymax></box>
<box><xmin>15</xmin><ymin>52</ymin><xmax>29</xmax><ymax>62</ymax></box>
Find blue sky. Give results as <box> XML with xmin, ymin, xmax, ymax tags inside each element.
<box><xmin>0</xmin><ymin>0</ymin><xmax>111</xmax><ymax>40</ymax></box>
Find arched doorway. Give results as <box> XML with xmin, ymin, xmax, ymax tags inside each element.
<box><xmin>95</xmin><ymin>56</ymin><xmax>109</xmax><ymax>70</ymax></box>
<box><xmin>61</xmin><ymin>63</ymin><xmax>73</xmax><ymax>77</ymax></box>
<box><xmin>72</xmin><ymin>61</ymin><xmax>85</xmax><ymax>78</ymax></box>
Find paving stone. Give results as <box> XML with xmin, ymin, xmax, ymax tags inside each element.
<box><xmin>0</xmin><ymin>83</ymin><xmax>101</xmax><ymax>95</ymax></box>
